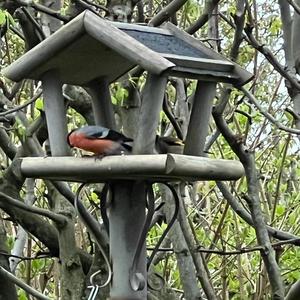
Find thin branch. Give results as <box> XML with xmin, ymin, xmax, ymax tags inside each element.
<box><xmin>186</xmin><ymin>0</ymin><xmax>221</xmax><ymax>34</ymax></box>
<box><xmin>21</xmin><ymin>7</ymin><xmax>45</xmax><ymax>41</ymax></box>
<box><xmin>196</xmin><ymin>238</ymin><xmax>300</xmax><ymax>255</ymax></box>
<box><xmin>0</xmin><ymin>266</ymin><xmax>50</xmax><ymax>300</ymax></box>
<box><xmin>240</xmin><ymin>86</ymin><xmax>300</xmax><ymax>135</ymax></box>
<box><xmin>15</xmin><ymin>0</ymin><xmax>70</xmax><ymax>22</ymax></box>
<box><xmin>216</xmin><ymin>181</ymin><xmax>300</xmax><ymax>245</ymax></box>
<box><xmin>285</xmin><ymin>107</ymin><xmax>300</xmax><ymax>120</ymax></box>
<box><xmin>149</xmin><ymin>0</ymin><xmax>188</xmax><ymax>27</ymax></box>
<box><xmin>73</xmin><ymin>0</ymin><xmax>100</xmax><ymax>15</ymax></box>
<box><xmin>245</xmin><ymin>24</ymin><xmax>300</xmax><ymax>91</ymax></box>
<box><xmin>80</xmin><ymin>0</ymin><xmax>109</xmax><ymax>13</ymax></box>
<box><xmin>0</xmin><ymin>251</ymin><xmax>51</xmax><ymax>261</ymax></box>
<box><xmin>163</xmin><ymin>96</ymin><xmax>184</xmax><ymax>140</ymax></box>
<box><xmin>0</xmin><ymin>91</ymin><xmax>42</xmax><ymax>117</ymax></box>
<box><xmin>0</xmin><ymin>191</ymin><xmax>67</xmax><ymax>226</ymax></box>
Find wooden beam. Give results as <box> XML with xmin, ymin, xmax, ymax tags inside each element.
<box><xmin>19</xmin><ymin>154</ymin><xmax>244</xmax><ymax>182</ymax></box>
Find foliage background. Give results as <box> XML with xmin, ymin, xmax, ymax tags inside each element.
<box><xmin>0</xmin><ymin>0</ymin><xmax>300</xmax><ymax>299</ymax></box>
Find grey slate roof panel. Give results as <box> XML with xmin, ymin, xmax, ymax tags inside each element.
<box><xmin>122</xmin><ymin>29</ymin><xmax>210</xmax><ymax>59</ymax></box>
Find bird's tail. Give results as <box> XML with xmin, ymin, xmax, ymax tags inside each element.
<box><xmin>122</xmin><ymin>141</ymin><xmax>133</xmax><ymax>152</ymax></box>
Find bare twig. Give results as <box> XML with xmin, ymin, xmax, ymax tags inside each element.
<box><xmin>149</xmin><ymin>0</ymin><xmax>188</xmax><ymax>27</ymax></box>
<box><xmin>0</xmin><ymin>191</ymin><xmax>67</xmax><ymax>226</ymax></box>
<box><xmin>186</xmin><ymin>0</ymin><xmax>221</xmax><ymax>34</ymax></box>
<box><xmin>197</xmin><ymin>238</ymin><xmax>300</xmax><ymax>255</ymax></box>
<box><xmin>0</xmin><ymin>251</ymin><xmax>51</xmax><ymax>261</ymax></box>
<box><xmin>240</xmin><ymin>86</ymin><xmax>300</xmax><ymax>135</ymax></box>
<box><xmin>80</xmin><ymin>0</ymin><xmax>109</xmax><ymax>13</ymax></box>
<box><xmin>0</xmin><ymin>91</ymin><xmax>42</xmax><ymax>117</ymax></box>
<box><xmin>245</xmin><ymin>24</ymin><xmax>300</xmax><ymax>91</ymax></box>
<box><xmin>15</xmin><ymin>0</ymin><xmax>69</xmax><ymax>22</ymax></box>
<box><xmin>20</xmin><ymin>7</ymin><xmax>45</xmax><ymax>40</ymax></box>
<box><xmin>216</xmin><ymin>181</ymin><xmax>300</xmax><ymax>245</ymax></box>
<box><xmin>163</xmin><ymin>96</ymin><xmax>184</xmax><ymax>140</ymax></box>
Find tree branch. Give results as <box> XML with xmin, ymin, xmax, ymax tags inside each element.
<box><xmin>15</xmin><ymin>0</ymin><xmax>70</xmax><ymax>22</ymax></box>
<box><xmin>0</xmin><ymin>191</ymin><xmax>67</xmax><ymax>226</ymax></box>
<box><xmin>186</xmin><ymin>0</ymin><xmax>221</xmax><ymax>34</ymax></box>
<box><xmin>0</xmin><ymin>266</ymin><xmax>50</xmax><ymax>300</ymax></box>
<box><xmin>212</xmin><ymin>106</ymin><xmax>285</xmax><ymax>298</ymax></box>
<box><xmin>149</xmin><ymin>0</ymin><xmax>188</xmax><ymax>27</ymax></box>
<box><xmin>245</xmin><ymin>24</ymin><xmax>300</xmax><ymax>91</ymax></box>
<box><xmin>240</xmin><ymin>86</ymin><xmax>300</xmax><ymax>135</ymax></box>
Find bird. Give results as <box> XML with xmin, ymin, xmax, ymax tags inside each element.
<box><xmin>67</xmin><ymin>125</ymin><xmax>133</xmax><ymax>156</ymax></box>
<box><xmin>155</xmin><ymin>136</ymin><xmax>184</xmax><ymax>154</ymax></box>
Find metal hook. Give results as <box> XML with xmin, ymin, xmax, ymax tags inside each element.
<box><xmin>87</xmin><ymin>284</ymin><xmax>99</xmax><ymax>300</ymax></box>
<box><xmin>90</xmin><ymin>269</ymin><xmax>102</xmax><ymax>286</ymax></box>
<box><xmin>87</xmin><ymin>269</ymin><xmax>102</xmax><ymax>299</ymax></box>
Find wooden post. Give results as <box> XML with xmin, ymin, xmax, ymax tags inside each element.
<box><xmin>133</xmin><ymin>73</ymin><xmax>168</xmax><ymax>154</ymax></box>
<box><xmin>86</xmin><ymin>78</ymin><xmax>116</xmax><ymax>129</ymax></box>
<box><xmin>42</xmin><ymin>70</ymin><xmax>70</xmax><ymax>156</ymax></box>
<box><xmin>109</xmin><ymin>181</ymin><xmax>147</xmax><ymax>300</ymax></box>
<box><xmin>184</xmin><ymin>81</ymin><xmax>216</xmax><ymax>156</ymax></box>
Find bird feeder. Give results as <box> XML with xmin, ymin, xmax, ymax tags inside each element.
<box><xmin>3</xmin><ymin>10</ymin><xmax>252</xmax><ymax>300</ymax></box>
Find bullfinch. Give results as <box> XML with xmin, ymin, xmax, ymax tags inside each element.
<box><xmin>67</xmin><ymin>125</ymin><xmax>133</xmax><ymax>156</ymax></box>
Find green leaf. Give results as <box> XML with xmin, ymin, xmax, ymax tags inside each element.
<box><xmin>91</xmin><ymin>192</ymin><xmax>98</xmax><ymax>202</ymax></box>
<box><xmin>115</xmin><ymin>87</ymin><xmax>128</xmax><ymax>103</ymax></box>
<box><xmin>0</xmin><ymin>10</ymin><xmax>6</xmax><ymax>25</ymax></box>
<box><xmin>18</xmin><ymin>290</ymin><xmax>28</xmax><ymax>300</ymax></box>
<box><xmin>276</xmin><ymin>205</ymin><xmax>285</xmax><ymax>216</ymax></box>
<box><xmin>35</xmin><ymin>98</ymin><xmax>44</xmax><ymax>110</ymax></box>
<box><xmin>14</xmin><ymin>117</ymin><xmax>26</xmax><ymax>139</ymax></box>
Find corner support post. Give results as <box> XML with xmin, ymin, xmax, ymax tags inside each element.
<box><xmin>184</xmin><ymin>81</ymin><xmax>216</xmax><ymax>156</ymax></box>
<box><xmin>86</xmin><ymin>78</ymin><xmax>116</xmax><ymax>129</ymax></box>
<box><xmin>42</xmin><ymin>70</ymin><xmax>70</xmax><ymax>156</ymax></box>
<box><xmin>133</xmin><ymin>73</ymin><xmax>168</xmax><ymax>154</ymax></box>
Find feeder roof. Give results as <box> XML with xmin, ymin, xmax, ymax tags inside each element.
<box><xmin>3</xmin><ymin>10</ymin><xmax>253</xmax><ymax>86</ymax></box>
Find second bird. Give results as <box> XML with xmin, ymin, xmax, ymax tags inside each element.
<box><xmin>67</xmin><ymin>125</ymin><xmax>133</xmax><ymax>156</ymax></box>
